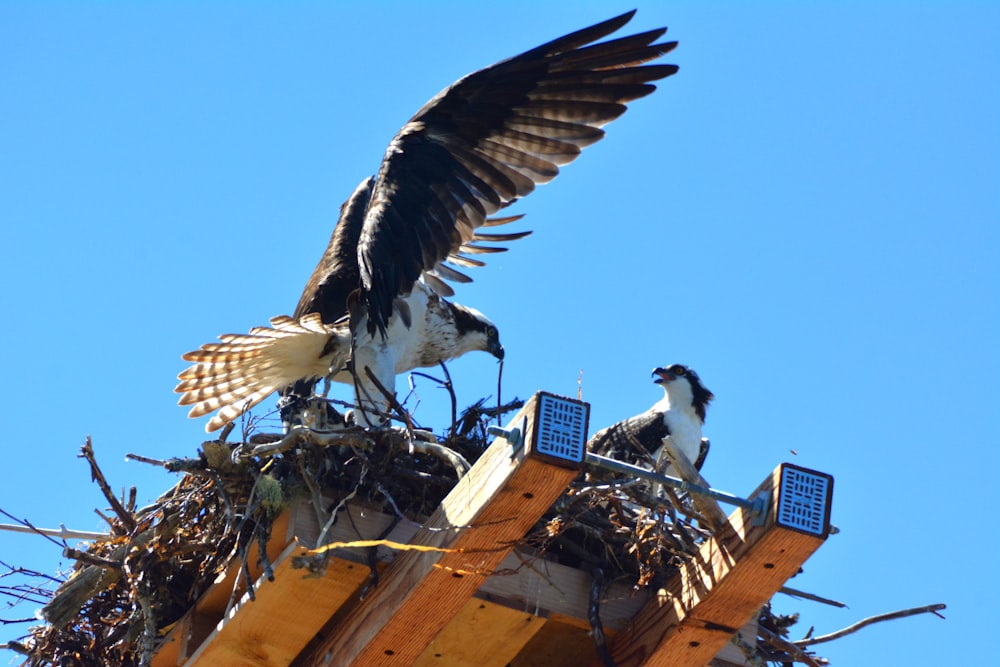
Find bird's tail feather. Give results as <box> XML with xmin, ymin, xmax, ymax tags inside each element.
<box><xmin>176</xmin><ymin>313</ymin><xmax>347</xmax><ymax>432</ymax></box>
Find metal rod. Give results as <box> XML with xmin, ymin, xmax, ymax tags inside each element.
<box><xmin>584</xmin><ymin>452</ymin><xmax>758</xmax><ymax>512</ymax></box>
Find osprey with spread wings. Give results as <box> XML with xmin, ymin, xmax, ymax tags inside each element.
<box><xmin>176</xmin><ymin>11</ymin><xmax>678</xmax><ymax>431</ymax></box>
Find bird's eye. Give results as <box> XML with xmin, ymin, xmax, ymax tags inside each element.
<box><xmin>672</xmin><ymin>366</ymin><xmax>686</xmax><ymax>376</ymax></box>
<box><xmin>487</xmin><ymin>326</ymin><xmax>497</xmax><ymax>338</ymax></box>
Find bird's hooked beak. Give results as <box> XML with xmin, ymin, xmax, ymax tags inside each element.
<box><xmin>491</xmin><ymin>341</ymin><xmax>505</xmax><ymax>361</ymax></box>
<box><xmin>652</xmin><ymin>367</ymin><xmax>675</xmax><ymax>385</ymax></box>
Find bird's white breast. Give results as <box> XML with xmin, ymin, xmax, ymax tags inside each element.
<box><xmin>652</xmin><ymin>390</ymin><xmax>704</xmax><ymax>471</ymax></box>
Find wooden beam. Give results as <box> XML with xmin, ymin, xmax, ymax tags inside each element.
<box><xmin>185</xmin><ymin>541</ymin><xmax>370</xmax><ymax>667</ymax></box>
<box><xmin>293</xmin><ymin>497</ymin><xmax>647</xmax><ymax>631</ymax></box>
<box><xmin>510</xmin><ymin>619</ymin><xmax>603</xmax><ymax>667</ymax></box>
<box><xmin>476</xmin><ymin>549</ymin><xmax>644</xmax><ymax>631</ymax></box>
<box><xmin>298</xmin><ymin>392</ymin><xmax>589</xmax><ymax>666</ymax></box>
<box><xmin>171</xmin><ymin>495</ymin><xmax>639</xmax><ymax>666</ymax></box>
<box><xmin>152</xmin><ymin>507</ymin><xmax>293</xmax><ymax>666</ymax></box>
<box><xmin>509</xmin><ymin>618</ymin><xmax>758</xmax><ymax>667</ymax></box>
<box><xmin>413</xmin><ymin>598</ymin><xmax>546</xmax><ymax>667</ymax></box>
<box><xmin>596</xmin><ymin>463</ymin><xmax>833</xmax><ymax>667</ymax></box>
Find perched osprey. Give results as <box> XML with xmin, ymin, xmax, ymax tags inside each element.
<box><xmin>176</xmin><ymin>11</ymin><xmax>678</xmax><ymax>432</ymax></box>
<box><xmin>588</xmin><ymin>364</ymin><xmax>714</xmax><ymax>475</ymax></box>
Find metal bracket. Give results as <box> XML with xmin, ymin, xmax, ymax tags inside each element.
<box><xmin>749</xmin><ymin>491</ymin><xmax>770</xmax><ymax>526</ymax></box>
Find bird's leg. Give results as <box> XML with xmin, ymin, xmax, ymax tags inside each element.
<box><xmin>351</xmin><ymin>344</ymin><xmax>395</xmax><ymax>428</ymax></box>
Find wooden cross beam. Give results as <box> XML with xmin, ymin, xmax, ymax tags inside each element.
<box><xmin>593</xmin><ymin>462</ymin><xmax>834</xmax><ymax>667</ymax></box>
<box><xmin>184</xmin><ymin>542</ymin><xmax>370</xmax><ymax>666</ymax></box>
<box><xmin>299</xmin><ymin>392</ymin><xmax>590</xmax><ymax>667</ymax></box>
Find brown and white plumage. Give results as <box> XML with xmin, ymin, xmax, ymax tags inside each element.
<box><xmin>178</xmin><ymin>12</ymin><xmax>677</xmax><ymax>431</ymax></box>
<box><xmin>176</xmin><ymin>314</ymin><xmax>350</xmax><ymax>432</ymax></box>
<box><xmin>348</xmin><ymin>10</ymin><xmax>678</xmax><ymax>336</ymax></box>
<box><xmin>588</xmin><ymin>365</ymin><xmax>714</xmax><ymax>476</ymax></box>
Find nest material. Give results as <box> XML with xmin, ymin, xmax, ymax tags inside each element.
<box><xmin>22</xmin><ymin>446</ymin><xmax>258</xmax><ymax>666</ymax></box>
<box><xmin>13</xmin><ymin>396</ymin><xmax>827</xmax><ymax>667</ymax></box>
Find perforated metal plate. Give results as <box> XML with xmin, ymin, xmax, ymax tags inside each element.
<box><xmin>776</xmin><ymin>465</ymin><xmax>833</xmax><ymax>536</ymax></box>
<box><xmin>535</xmin><ymin>394</ymin><xmax>589</xmax><ymax>464</ymax></box>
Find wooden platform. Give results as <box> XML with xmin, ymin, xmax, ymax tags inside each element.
<box><xmin>152</xmin><ymin>393</ymin><xmax>833</xmax><ymax>667</ymax></box>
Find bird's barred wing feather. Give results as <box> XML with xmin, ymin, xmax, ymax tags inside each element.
<box><xmin>359</xmin><ymin>10</ymin><xmax>678</xmax><ymax>334</ymax></box>
<box><xmin>176</xmin><ymin>313</ymin><xmax>350</xmax><ymax>432</ymax></box>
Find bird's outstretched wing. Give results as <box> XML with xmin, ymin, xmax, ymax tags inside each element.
<box><xmin>358</xmin><ymin>10</ymin><xmax>678</xmax><ymax>335</ymax></box>
<box><xmin>293</xmin><ymin>177</ymin><xmax>526</xmax><ymax>323</ymax></box>
<box><xmin>175</xmin><ymin>313</ymin><xmax>350</xmax><ymax>432</ymax></box>
<box><xmin>293</xmin><ymin>177</ymin><xmax>373</xmax><ymax>323</ymax></box>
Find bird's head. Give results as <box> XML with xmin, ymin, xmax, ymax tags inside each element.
<box><xmin>652</xmin><ymin>364</ymin><xmax>714</xmax><ymax>422</ymax></box>
<box><xmin>450</xmin><ymin>304</ymin><xmax>504</xmax><ymax>361</ymax></box>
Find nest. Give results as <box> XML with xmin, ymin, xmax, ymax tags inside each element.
<box><xmin>10</xmin><ymin>394</ymin><xmax>832</xmax><ymax>667</ymax></box>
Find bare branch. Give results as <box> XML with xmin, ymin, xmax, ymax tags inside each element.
<box><xmin>241</xmin><ymin>426</ymin><xmax>470</xmax><ymax>478</ymax></box>
<box><xmin>80</xmin><ymin>437</ymin><xmax>136</xmax><ymax>534</ymax></box>
<box><xmin>0</xmin><ymin>508</ymin><xmax>68</xmax><ymax>549</ymax></box>
<box><xmin>779</xmin><ymin>585</ymin><xmax>847</xmax><ymax>608</ymax></box>
<box><xmin>657</xmin><ymin>435</ymin><xmax>728</xmax><ymax>532</ymax></box>
<box><xmin>1</xmin><ymin>617</ymin><xmax>37</xmax><ymax>626</ymax></box>
<box><xmin>63</xmin><ymin>548</ymin><xmax>123</xmax><ymax>571</ymax></box>
<box><xmin>244</xmin><ymin>426</ymin><xmax>373</xmax><ymax>458</ymax></box>
<box><xmin>758</xmin><ymin>626</ymin><xmax>825</xmax><ymax>667</ymax></box>
<box><xmin>316</xmin><ymin>481</ymin><xmax>361</xmax><ymax>550</ymax></box>
<box><xmin>219</xmin><ymin>420</ymin><xmax>236</xmax><ymax>442</ymax></box>
<box><xmin>2</xmin><ymin>640</ymin><xmax>31</xmax><ymax>654</ymax></box>
<box><xmin>0</xmin><ymin>560</ymin><xmax>63</xmax><ymax>585</ymax></box>
<box><xmin>125</xmin><ymin>452</ymin><xmax>208</xmax><ymax>474</ymax></box>
<box><xmin>795</xmin><ymin>603</ymin><xmax>947</xmax><ymax>647</ymax></box>
<box><xmin>363</xmin><ymin>365</ymin><xmax>418</xmax><ymax>441</ymax></box>
<box><xmin>411</xmin><ymin>440</ymin><xmax>470</xmax><ymax>478</ymax></box>
<box><xmin>0</xmin><ymin>523</ymin><xmax>107</xmax><ymax>541</ymax></box>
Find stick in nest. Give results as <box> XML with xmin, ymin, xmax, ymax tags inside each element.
<box><xmin>80</xmin><ymin>437</ymin><xmax>136</xmax><ymax>534</ymax></box>
<box><xmin>241</xmin><ymin>426</ymin><xmax>471</xmax><ymax>479</ymax></box>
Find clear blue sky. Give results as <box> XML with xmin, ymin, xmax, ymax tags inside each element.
<box><xmin>2</xmin><ymin>2</ymin><xmax>996</xmax><ymax>664</ymax></box>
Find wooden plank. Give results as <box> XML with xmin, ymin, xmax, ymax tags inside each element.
<box><xmin>298</xmin><ymin>392</ymin><xmax>589</xmax><ymax>666</ymax></box>
<box><xmin>414</xmin><ymin>598</ymin><xmax>546</xmax><ymax>667</ymax></box>
<box><xmin>477</xmin><ymin>549</ymin><xmax>645</xmax><ymax>631</ymax></box>
<box><xmin>509</xmin><ymin>619</ymin><xmax>602</xmax><ymax>667</ymax></box>
<box><xmin>507</xmin><ymin>617</ymin><xmax>758</xmax><ymax>667</ymax></box>
<box><xmin>289</xmin><ymin>493</ymin><xmax>415</xmax><ymax>565</ymax></box>
<box><xmin>152</xmin><ymin>503</ymin><xmax>293</xmax><ymax>666</ymax></box>
<box><xmin>292</xmin><ymin>497</ymin><xmax>645</xmax><ymax>630</ymax></box>
<box><xmin>152</xmin><ymin>616</ymin><xmax>183</xmax><ymax>667</ymax></box>
<box><xmin>185</xmin><ymin>541</ymin><xmax>370</xmax><ymax>667</ymax></box>
<box><xmin>596</xmin><ymin>463</ymin><xmax>833</xmax><ymax>667</ymax></box>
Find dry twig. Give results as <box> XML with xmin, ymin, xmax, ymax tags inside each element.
<box><xmin>79</xmin><ymin>437</ymin><xmax>136</xmax><ymax>534</ymax></box>
<box><xmin>795</xmin><ymin>603</ymin><xmax>947</xmax><ymax>647</ymax></box>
